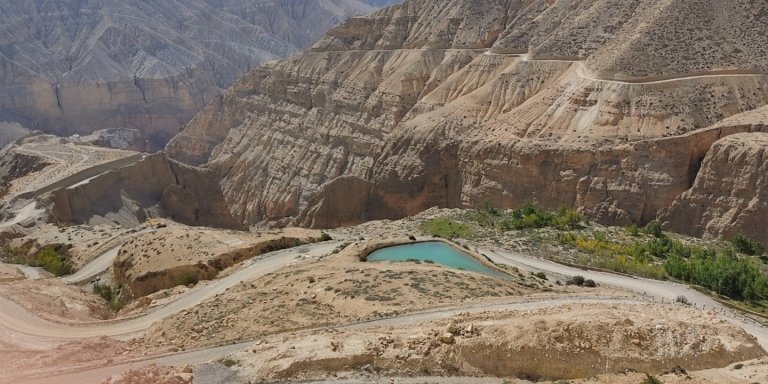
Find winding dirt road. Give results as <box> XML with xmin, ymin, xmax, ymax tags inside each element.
<box><xmin>3</xmin><ymin>239</ymin><xmax>768</xmax><ymax>383</ymax></box>
<box><xmin>62</xmin><ymin>246</ymin><xmax>121</xmax><ymax>284</ymax></box>
<box><xmin>481</xmin><ymin>246</ymin><xmax>768</xmax><ymax>348</ymax></box>
<box><xmin>0</xmin><ymin>241</ymin><xmax>343</xmax><ymax>341</ymax></box>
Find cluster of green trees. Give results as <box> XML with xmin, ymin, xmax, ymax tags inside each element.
<box><xmin>560</xmin><ymin>220</ymin><xmax>768</xmax><ymax>302</ymax></box>
<box><xmin>2</xmin><ymin>246</ymin><xmax>72</xmax><ymax>276</ymax></box>
<box><xmin>471</xmin><ymin>203</ymin><xmax>584</xmax><ymax>231</ymax></box>
<box><xmin>629</xmin><ymin>225</ymin><xmax>768</xmax><ymax>301</ymax></box>
<box><xmin>664</xmin><ymin>249</ymin><xmax>768</xmax><ymax>301</ymax></box>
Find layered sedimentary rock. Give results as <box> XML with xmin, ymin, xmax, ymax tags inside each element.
<box><xmin>0</xmin><ymin>0</ymin><xmax>393</xmax><ymax>151</ymax></box>
<box><xmin>661</xmin><ymin>131</ymin><xmax>768</xmax><ymax>245</ymax></box>
<box><xmin>167</xmin><ymin>0</ymin><xmax>768</xmax><ymax>238</ymax></box>
<box><xmin>113</xmin><ymin>226</ymin><xmax>319</xmax><ymax>299</ymax></box>
<box><xmin>51</xmin><ymin>154</ymin><xmax>242</xmax><ymax>229</ymax></box>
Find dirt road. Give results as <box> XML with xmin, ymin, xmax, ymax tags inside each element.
<box><xmin>3</xmin><ymin>239</ymin><xmax>768</xmax><ymax>383</ymax></box>
<box><xmin>0</xmin><ymin>241</ymin><xmax>343</xmax><ymax>341</ymax></box>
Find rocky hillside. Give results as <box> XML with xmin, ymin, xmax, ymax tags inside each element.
<box><xmin>166</xmin><ymin>0</ymin><xmax>768</xmax><ymax>242</ymax></box>
<box><xmin>0</xmin><ymin>0</ymin><xmax>396</xmax><ymax>151</ymax></box>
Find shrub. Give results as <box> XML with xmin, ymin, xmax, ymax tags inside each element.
<box><xmin>319</xmin><ymin>232</ymin><xmax>332</xmax><ymax>241</ymax></box>
<box><xmin>93</xmin><ymin>283</ymin><xmax>115</xmax><ymax>302</ymax></box>
<box><xmin>626</xmin><ymin>224</ymin><xmax>640</xmax><ymax>236</ymax></box>
<box><xmin>218</xmin><ymin>358</ymin><xmax>238</xmax><ymax>368</ymax></box>
<box><xmin>567</xmin><ymin>275</ymin><xmax>586</xmax><ymax>286</ymax></box>
<box><xmin>642</xmin><ymin>374</ymin><xmax>663</xmax><ymax>384</ymax></box>
<box><xmin>583</xmin><ymin>279</ymin><xmax>597</xmax><ymax>288</ymax></box>
<box><xmin>176</xmin><ymin>271</ymin><xmax>199</xmax><ymax>286</ymax></box>
<box><xmin>533</xmin><ymin>271</ymin><xmax>547</xmax><ymax>280</ymax></box>
<box><xmin>674</xmin><ymin>295</ymin><xmax>690</xmax><ymax>305</ymax></box>
<box><xmin>642</xmin><ymin>221</ymin><xmax>664</xmax><ymax>238</ymax></box>
<box><xmin>93</xmin><ymin>283</ymin><xmax>123</xmax><ymax>311</ymax></box>
<box><xmin>732</xmin><ymin>234</ymin><xmax>764</xmax><ymax>256</ymax></box>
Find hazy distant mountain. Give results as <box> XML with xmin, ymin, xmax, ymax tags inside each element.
<box><xmin>0</xmin><ymin>0</ymin><xmax>393</xmax><ymax>150</ymax></box>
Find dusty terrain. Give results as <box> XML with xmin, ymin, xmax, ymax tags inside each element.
<box><xmin>145</xmin><ymin>238</ymin><xmax>543</xmax><ymax>350</ymax></box>
<box><xmin>224</xmin><ymin>302</ymin><xmax>764</xmax><ymax>381</ymax></box>
<box><xmin>0</xmin><ymin>216</ymin><xmax>766</xmax><ymax>383</ymax></box>
<box><xmin>114</xmin><ymin>224</ymin><xmax>322</xmax><ymax>299</ymax></box>
<box><xmin>0</xmin><ymin>135</ymin><xmax>139</xmax><ymax>205</ymax></box>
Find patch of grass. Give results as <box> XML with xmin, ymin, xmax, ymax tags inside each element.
<box><xmin>470</xmin><ymin>203</ymin><xmax>585</xmax><ymax>231</ymax></box>
<box><xmin>418</xmin><ymin>219</ymin><xmax>475</xmax><ymax>239</ymax></box>
<box><xmin>557</xmin><ymin>233</ymin><xmax>666</xmax><ymax>279</ymax></box>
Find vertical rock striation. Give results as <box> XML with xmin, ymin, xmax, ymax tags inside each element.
<box><xmin>166</xmin><ymin>0</ymin><xmax>768</xmax><ymax>240</ymax></box>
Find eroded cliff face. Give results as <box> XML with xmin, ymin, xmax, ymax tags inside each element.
<box><xmin>51</xmin><ymin>154</ymin><xmax>243</xmax><ymax>230</ymax></box>
<box><xmin>0</xmin><ymin>0</ymin><xmax>391</xmax><ymax>151</ymax></box>
<box><xmin>661</xmin><ymin>130</ymin><xmax>768</xmax><ymax>245</ymax></box>
<box><xmin>167</xmin><ymin>0</ymin><xmax>768</xmax><ymax>238</ymax></box>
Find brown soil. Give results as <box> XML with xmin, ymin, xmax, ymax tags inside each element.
<box><xmin>228</xmin><ymin>302</ymin><xmax>764</xmax><ymax>382</ymax></box>
<box><xmin>146</xmin><ymin>239</ymin><xmax>547</xmax><ymax>350</ymax></box>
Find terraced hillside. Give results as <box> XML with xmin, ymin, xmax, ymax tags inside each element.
<box><xmin>166</xmin><ymin>0</ymin><xmax>768</xmax><ymax>244</ymax></box>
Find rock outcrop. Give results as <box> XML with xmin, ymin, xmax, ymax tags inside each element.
<box><xmin>661</xmin><ymin>132</ymin><xmax>768</xmax><ymax>245</ymax></box>
<box><xmin>166</xmin><ymin>0</ymin><xmax>768</xmax><ymax>238</ymax></box>
<box><xmin>113</xmin><ymin>225</ymin><xmax>320</xmax><ymax>299</ymax></box>
<box><xmin>51</xmin><ymin>154</ymin><xmax>242</xmax><ymax>229</ymax></box>
<box><xmin>0</xmin><ymin>0</ymin><xmax>393</xmax><ymax>151</ymax></box>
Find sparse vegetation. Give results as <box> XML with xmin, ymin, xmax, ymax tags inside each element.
<box><xmin>674</xmin><ymin>295</ymin><xmax>691</xmax><ymax>305</ymax></box>
<box><xmin>218</xmin><ymin>358</ymin><xmax>239</xmax><ymax>368</ymax></box>
<box><xmin>319</xmin><ymin>232</ymin><xmax>332</xmax><ymax>242</ymax></box>
<box><xmin>419</xmin><ymin>218</ymin><xmax>475</xmax><ymax>239</ymax></box>
<box><xmin>176</xmin><ymin>271</ymin><xmax>199</xmax><ymax>286</ymax></box>
<box><xmin>731</xmin><ymin>234</ymin><xmax>764</xmax><ymax>256</ymax></box>
<box><xmin>93</xmin><ymin>283</ymin><xmax>124</xmax><ymax>311</ymax></box>
<box><xmin>470</xmin><ymin>203</ymin><xmax>585</xmax><ymax>231</ymax></box>
<box><xmin>665</xmin><ymin>249</ymin><xmax>768</xmax><ymax>302</ymax></box>
<box><xmin>642</xmin><ymin>374</ymin><xmax>663</xmax><ymax>384</ymax></box>
<box><xmin>2</xmin><ymin>246</ymin><xmax>72</xmax><ymax>276</ymax></box>
<box><xmin>566</xmin><ymin>275</ymin><xmax>586</xmax><ymax>286</ymax></box>
<box><xmin>558</xmin><ymin>227</ymin><xmax>768</xmax><ymax>302</ymax></box>
<box><xmin>557</xmin><ymin>233</ymin><xmax>665</xmax><ymax>279</ymax></box>
<box><xmin>642</xmin><ymin>221</ymin><xmax>664</xmax><ymax>238</ymax></box>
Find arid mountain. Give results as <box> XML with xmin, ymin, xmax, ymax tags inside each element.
<box><xmin>0</xmin><ymin>0</ymin><xmax>397</xmax><ymax>151</ymax></box>
<box><xmin>166</xmin><ymin>0</ymin><xmax>768</xmax><ymax>242</ymax></box>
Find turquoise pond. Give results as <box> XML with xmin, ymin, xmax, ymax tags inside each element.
<box><xmin>366</xmin><ymin>241</ymin><xmax>508</xmax><ymax>278</ymax></box>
